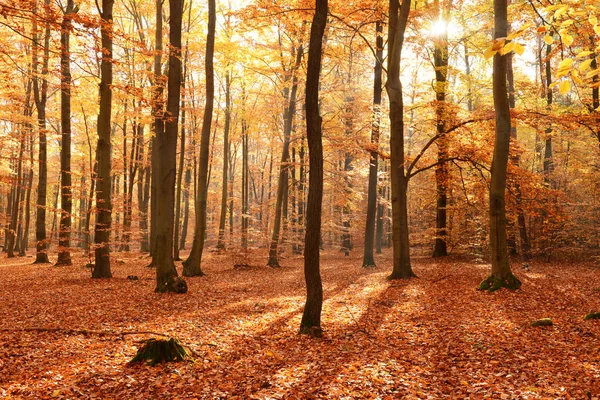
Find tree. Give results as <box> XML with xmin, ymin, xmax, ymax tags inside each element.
<box><xmin>56</xmin><ymin>0</ymin><xmax>77</xmax><ymax>266</ymax></box>
<box><xmin>32</xmin><ymin>0</ymin><xmax>51</xmax><ymax>264</ymax></box>
<box><xmin>362</xmin><ymin>19</ymin><xmax>383</xmax><ymax>268</ymax></box>
<box><xmin>216</xmin><ymin>71</ymin><xmax>232</xmax><ymax>251</ymax></box>
<box><xmin>385</xmin><ymin>0</ymin><xmax>416</xmax><ymax>280</ymax></box>
<box><xmin>93</xmin><ymin>0</ymin><xmax>114</xmax><ymax>279</ymax></box>
<box><xmin>154</xmin><ymin>0</ymin><xmax>187</xmax><ymax>293</ymax></box>
<box><xmin>299</xmin><ymin>0</ymin><xmax>327</xmax><ymax>338</ymax></box>
<box><xmin>183</xmin><ymin>0</ymin><xmax>215</xmax><ymax>277</ymax></box>
<box><xmin>479</xmin><ymin>0</ymin><xmax>521</xmax><ymax>292</ymax></box>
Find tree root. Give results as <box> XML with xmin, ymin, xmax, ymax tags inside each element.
<box><xmin>298</xmin><ymin>325</ymin><xmax>323</xmax><ymax>338</ymax></box>
<box><xmin>478</xmin><ymin>273</ymin><xmax>521</xmax><ymax>292</ymax></box>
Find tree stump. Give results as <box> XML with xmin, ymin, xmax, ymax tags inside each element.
<box><xmin>129</xmin><ymin>338</ymin><xmax>190</xmax><ymax>366</ymax></box>
<box><xmin>530</xmin><ymin>318</ymin><xmax>553</xmax><ymax>327</ymax></box>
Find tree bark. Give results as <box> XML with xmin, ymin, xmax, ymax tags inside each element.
<box><xmin>267</xmin><ymin>45</ymin><xmax>303</xmax><ymax>267</ymax></box>
<box><xmin>432</xmin><ymin>2</ymin><xmax>449</xmax><ymax>258</ymax></box>
<box><xmin>32</xmin><ymin>0</ymin><xmax>51</xmax><ymax>264</ymax></box>
<box><xmin>93</xmin><ymin>0</ymin><xmax>114</xmax><ymax>279</ymax></box>
<box><xmin>216</xmin><ymin>71</ymin><xmax>232</xmax><ymax>251</ymax></box>
<box><xmin>362</xmin><ymin>20</ymin><xmax>383</xmax><ymax>268</ymax></box>
<box><xmin>299</xmin><ymin>0</ymin><xmax>326</xmax><ymax>338</ymax></box>
<box><xmin>56</xmin><ymin>0</ymin><xmax>76</xmax><ymax>266</ymax></box>
<box><xmin>154</xmin><ymin>0</ymin><xmax>186</xmax><ymax>293</ymax></box>
<box><xmin>385</xmin><ymin>0</ymin><xmax>415</xmax><ymax>280</ymax></box>
<box><xmin>182</xmin><ymin>0</ymin><xmax>215</xmax><ymax>277</ymax></box>
<box><xmin>479</xmin><ymin>0</ymin><xmax>521</xmax><ymax>292</ymax></box>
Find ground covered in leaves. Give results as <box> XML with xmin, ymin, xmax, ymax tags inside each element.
<box><xmin>1</xmin><ymin>250</ymin><xmax>599</xmax><ymax>399</ymax></box>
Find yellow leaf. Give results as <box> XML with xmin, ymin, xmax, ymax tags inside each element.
<box><xmin>514</xmin><ymin>43</ymin><xmax>525</xmax><ymax>56</ymax></box>
<box><xmin>572</xmin><ymin>73</ymin><xmax>584</xmax><ymax>85</ymax></box>
<box><xmin>590</xmin><ymin>16</ymin><xmax>598</xmax><ymax>26</ymax></box>
<box><xmin>561</xmin><ymin>34</ymin><xmax>574</xmax><ymax>46</ymax></box>
<box><xmin>579</xmin><ymin>59</ymin><xmax>593</xmax><ymax>72</ymax></box>
<box><xmin>484</xmin><ymin>46</ymin><xmax>497</xmax><ymax>60</ymax></box>
<box><xmin>576</xmin><ymin>51</ymin><xmax>593</xmax><ymax>59</ymax></box>
<box><xmin>544</xmin><ymin>35</ymin><xmax>554</xmax><ymax>45</ymax></box>
<box><xmin>52</xmin><ymin>390</ymin><xmax>60</xmax><ymax>398</ymax></box>
<box><xmin>558</xmin><ymin>58</ymin><xmax>574</xmax><ymax>69</ymax></box>
<box><xmin>595</xmin><ymin>25</ymin><xmax>600</xmax><ymax>35</ymax></box>
<box><xmin>559</xmin><ymin>81</ymin><xmax>570</xmax><ymax>95</ymax></box>
<box><xmin>561</xmin><ymin>19</ymin><xmax>574</xmax><ymax>28</ymax></box>
<box><xmin>548</xmin><ymin>81</ymin><xmax>558</xmax><ymax>89</ymax></box>
<box><xmin>586</xmin><ymin>68</ymin><xmax>600</xmax><ymax>79</ymax></box>
<box><xmin>500</xmin><ymin>42</ymin><xmax>515</xmax><ymax>55</ymax></box>
<box><xmin>491</xmin><ymin>38</ymin><xmax>505</xmax><ymax>51</ymax></box>
<box><xmin>554</xmin><ymin>5</ymin><xmax>568</xmax><ymax>19</ymax></box>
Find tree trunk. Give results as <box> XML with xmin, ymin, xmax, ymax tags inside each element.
<box><xmin>241</xmin><ymin>109</ymin><xmax>249</xmax><ymax>250</ymax></box>
<box><xmin>362</xmin><ymin>20</ymin><xmax>383</xmax><ymax>268</ymax></box>
<box><xmin>299</xmin><ymin>0</ymin><xmax>326</xmax><ymax>338</ymax></box>
<box><xmin>179</xmin><ymin>167</ymin><xmax>191</xmax><ymax>250</ymax></box>
<box><xmin>216</xmin><ymin>71</ymin><xmax>231</xmax><ymax>251</ymax></box>
<box><xmin>479</xmin><ymin>0</ymin><xmax>521</xmax><ymax>292</ymax></box>
<box><xmin>267</xmin><ymin>45</ymin><xmax>303</xmax><ymax>267</ymax></box>
<box><xmin>182</xmin><ymin>0</ymin><xmax>215</xmax><ymax>277</ymax></box>
<box><xmin>385</xmin><ymin>0</ymin><xmax>415</xmax><ymax>280</ymax></box>
<box><xmin>93</xmin><ymin>0</ymin><xmax>114</xmax><ymax>279</ymax></box>
<box><xmin>507</xmin><ymin>53</ymin><xmax>531</xmax><ymax>261</ymax></box>
<box><xmin>432</xmin><ymin>2</ymin><xmax>449</xmax><ymax>258</ymax></box>
<box><xmin>32</xmin><ymin>0</ymin><xmax>51</xmax><ymax>264</ymax></box>
<box><xmin>174</xmin><ymin>6</ymin><xmax>192</xmax><ymax>261</ymax></box>
<box><xmin>21</xmin><ymin>134</ymin><xmax>34</xmax><ymax>255</ymax></box>
<box><xmin>154</xmin><ymin>0</ymin><xmax>186</xmax><ymax>293</ymax></box>
<box><xmin>56</xmin><ymin>0</ymin><xmax>75</xmax><ymax>266</ymax></box>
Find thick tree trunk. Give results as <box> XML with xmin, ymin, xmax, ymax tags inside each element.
<box><xmin>56</xmin><ymin>0</ymin><xmax>75</xmax><ymax>266</ymax></box>
<box><xmin>385</xmin><ymin>0</ymin><xmax>415</xmax><ymax>280</ymax></box>
<box><xmin>267</xmin><ymin>45</ymin><xmax>303</xmax><ymax>267</ymax></box>
<box><xmin>362</xmin><ymin>20</ymin><xmax>383</xmax><ymax>268</ymax></box>
<box><xmin>93</xmin><ymin>0</ymin><xmax>114</xmax><ymax>279</ymax></box>
<box><xmin>32</xmin><ymin>0</ymin><xmax>51</xmax><ymax>264</ymax></box>
<box><xmin>216</xmin><ymin>71</ymin><xmax>231</xmax><ymax>251</ymax></box>
<box><xmin>299</xmin><ymin>0</ymin><xmax>326</xmax><ymax>338</ymax></box>
<box><xmin>479</xmin><ymin>0</ymin><xmax>521</xmax><ymax>292</ymax></box>
<box><xmin>154</xmin><ymin>0</ymin><xmax>186</xmax><ymax>293</ymax></box>
<box><xmin>182</xmin><ymin>0</ymin><xmax>215</xmax><ymax>277</ymax></box>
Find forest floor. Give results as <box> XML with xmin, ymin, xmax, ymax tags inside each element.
<box><xmin>0</xmin><ymin>249</ymin><xmax>599</xmax><ymax>399</ymax></box>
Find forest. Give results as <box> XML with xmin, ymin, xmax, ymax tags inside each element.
<box><xmin>0</xmin><ymin>0</ymin><xmax>599</xmax><ymax>397</ymax></box>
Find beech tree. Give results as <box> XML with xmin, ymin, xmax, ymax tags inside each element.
<box><xmin>93</xmin><ymin>0</ymin><xmax>114</xmax><ymax>279</ymax></box>
<box><xmin>183</xmin><ymin>0</ymin><xmax>215</xmax><ymax>277</ymax></box>
<box><xmin>299</xmin><ymin>0</ymin><xmax>327</xmax><ymax>338</ymax></box>
<box><xmin>385</xmin><ymin>0</ymin><xmax>416</xmax><ymax>280</ymax></box>
<box><xmin>479</xmin><ymin>0</ymin><xmax>521</xmax><ymax>292</ymax></box>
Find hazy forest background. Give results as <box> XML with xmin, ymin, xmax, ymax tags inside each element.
<box><xmin>0</xmin><ymin>0</ymin><xmax>599</xmax><ymax>398</ymax></box>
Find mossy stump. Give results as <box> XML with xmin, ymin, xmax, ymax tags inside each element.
<box><xmin>584</xmin><ymin>312</ymin><xmax>600</xmax><ymax>320</ymax></box>
<box><xmin>478</xmin><ymin>273</ymin><xmax>521</xmax><ymax>292</ymax></box>
<box><xmin>530</xmin><ymin>318</ymin><xmax>553</xmax><ymax>327</ymax></box>
<box><xmin>129</xmin><ymin>338</ymin><xmax>190</xmax><ymax>366</ymax></box>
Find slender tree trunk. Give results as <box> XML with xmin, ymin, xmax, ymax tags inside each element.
<box><xmin>241</xmin><ymin>110</ymin><xmax>249</xmax><ymax>250</ymax></box>
<box><xmin>385</xmin><ymin>0</ymin><xmax>415</xmax><ymax>280</ymax></box>
<box><xmin>267</xmin><ymin>45</ymin><xmax>303</xmax><ymax>267</ymax></box>
<box><xmin>341</xmin><ymin>56</ymin><xmax>354</xmax><ymax>257</ymax></box>
<box><xmin>216</xmin><ymin>71</ymin><xmax>232</xmax><ymax>250</ymax></box>
<box><xmin>543</xmin><ymin>43</ymin><xmax>554</xmax><ymax>186</ymax></box>
<box><xmin>507</xmin><ymin>53</ymin><xmax>531</xmax><ymax>261</ymax></box>
<box><xmin>7</xmin><ymin>124</ymin><xmax>27</xmax><ymax>258</ymax></box>
<box><xmin>183</xmin><ymin>0</ymin><xmax>215</xmax><ymax>277</ymax></box>
<box><xmin>139</xmin><ymin>128</ymin><xmax>151</xmax><ymax>252</ymax></box>
<box><xmin>299</xmin><ymin>0</ymin><xmax>327</xmax><ymax>338</ymax></box>
<box><xmin>21</xmin><ymin>134</ymin><xmax>34</xmax><ymax>255</ymax></box>
<box><xmin>174</xmin><ymin>6</ymin><xmax>192</xmax><ymax>261</ymax></box>
<box><xmin>32</xmin><ymin>0</ymin><xmax>51</xmax><ymax>263</ymax></box>
<box><xmin>432</xmin><ymin>3</ymin><xmax>449</xmax><ymax>258</ymax></box>
<box><xmin>179</xmin><ymin>167</ymin><xmax>191</xmax><ymax>250</ymax></box>
<box><xmin>56</xmin><ymin>0</ymin><xmax>76</xmax><ymax>266</ymax></box>
<box><xmin>93</xmin><ymin>0</ymin><xmax>114</xmax><ymax>278</ymax></box>
<box><xmin>479</xmin><ymin>0</ymin><xmax>521</xmax><ymax>291</ymax></box>
<box><xmin>362</xmin><ymin>20</ymin><xmax>383</xmax><ymax>268</ymax></box>
<box><xmin>154</xmin><ymin>0</ymin><xmax>186</xmax><ymax>293</ymax></box>
<box><xmin>149</xmin><ymin>0</ymin><xmax>165</xmax><ymax>259</ymax></box>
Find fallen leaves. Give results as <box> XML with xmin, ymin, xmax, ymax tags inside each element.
<box><xmin>0</xmin><ymin>251</ymin><xmax>599</xmax><ymax>399</ymax></box>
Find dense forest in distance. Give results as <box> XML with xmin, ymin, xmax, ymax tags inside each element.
<box><xmin>0</xmin><ymin>0</ymin><xmax>600</xmax><ymax>396</ymax></box>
